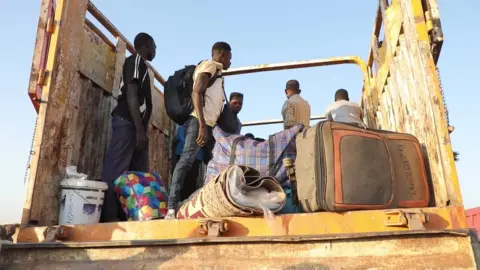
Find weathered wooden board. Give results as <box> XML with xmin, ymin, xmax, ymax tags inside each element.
<box><xmin>364</xmin><ymin>0</ymin><xmax>459</xmax><ymax>207</ymax></box>
<box><xmin>73</xmin><ymin>76</ymin><xmax>112</xmax><ymax>179</ymax></box>
<box><xmin>78</xmin><ymin>24</ymin><xmax>116</xmax><ymax>92</ymax></box>
<box><xmin>27</xmin><ymin>0</ymin><xmax>90</xmax><ymax>225</ymax></box>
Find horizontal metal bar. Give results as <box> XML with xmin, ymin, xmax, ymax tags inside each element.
<box><xmin>86</xmin><ymin>1</ymin><xmax>166</xmax><ymax>86</ymax></box>
<box><xmin>6</xmin><ymin>229</ymin><xmax>470</xmax><ymax>250</ymax></box>
<box><xmin>223</xmin><ymin>56</ymin><xmax>365</xmax><ymax>76</ymax></box>
<box><xmin>242</xmin><ymin>115</ymin><xmax>326</xmax><ymax>127</ymax></box>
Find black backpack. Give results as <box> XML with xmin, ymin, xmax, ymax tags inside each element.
<box><xmin>164</xmin><ymin>61</ymin><xmax>219</xmax><ymax>125</ymax></box>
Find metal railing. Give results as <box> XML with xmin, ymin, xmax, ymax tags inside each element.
<box><xmin>242</xmin><ymin>115</ymin><xmax>326</xmax><ymax>127</ymax></box>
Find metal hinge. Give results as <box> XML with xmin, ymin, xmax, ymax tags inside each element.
<box><xmin>199</xmin><ymin>220</ymin><xmax>229</xmax><ymax>237</ymax></box>
<box><xmin>384</xmin><ymin>210</ymin><xmax>429</xmax><ymax>230</ymax></box>
<box><xmin>0</xmin><ymin>224</ymin><xmax>18</xmax><ymax>242</ymax></box>
<box><xmin>37</xmin><ymin>69</ymin><xmax>49</xmax><ymax>86</ymax></box>
<box><xmin>46</xmin><ymin>18</ymin><xmax>56</xmax><ymax>34</ymax></box>
<box><xmin>43</xmin><ymin>225</ymin><xmax>69</xmax><ymax>242</ymax></box>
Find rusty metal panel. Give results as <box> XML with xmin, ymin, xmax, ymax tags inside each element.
<box><xmin>2</xmin><ymin>231</ymin><xmax>478</xmax><ymax>269</ymax></box>
<box><xmin>78</xmin><ymin>24</ymin><xmax>116</xmax><ymax>92</ymax></box>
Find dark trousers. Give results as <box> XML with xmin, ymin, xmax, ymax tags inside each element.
<box><xmin>171</xmin><ymin>157</ymin><xmax>206</xmax><ymax>202</ymax></box>
<box><xmin>100</xmin><ymin>115</ymin><xmax>149</xmax><ymax>222</ymax></box>
<box><xmin>168</xmin><ymin>117</ymin><xmax>213</xmax><ymax>209</ymax></box>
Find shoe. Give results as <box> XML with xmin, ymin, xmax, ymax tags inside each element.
<box><xmin>164</xmin><ymin>209</ymin><xmax>176</xmax><ymax>220</ymax></box>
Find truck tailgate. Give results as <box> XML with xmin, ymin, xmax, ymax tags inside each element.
<box><xmin>1</xmin><ymin>230</ymin><xmax>479</xmax><ymax>269</ymax></box>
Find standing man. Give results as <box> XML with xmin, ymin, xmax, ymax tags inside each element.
<box><xmin>100</xmin><ymin>33</ymin><xmax>156</xmax><ymax>222</ymax></box>
<box><xmin>171</xmin><ymin>124</ymin><xmax>205</xmax><ymax>201</ymax></box>
<box><xmin>229</xmin><ymin>92</ymin><xmax>244</xmax><ymax>134</ymax></box>
<box><xmin>281</xmin><ymin>80</ymin><xmax>311</xmax><ymax>130</ymax></box>
<box><xmin>325</xmin><ymin>88</ymin><xmax>363</xmax><ymax>126</ymax></box>
<box><xmin>165</xmin><ymin>42</ymin><xmax>232</xmax><ymax>219</ymax></box>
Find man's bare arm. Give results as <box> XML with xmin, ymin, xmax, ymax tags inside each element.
<box><xmin>192</xmin><ymin>73</ymin><xmax>211</xmax><ymax>125</ymax></box>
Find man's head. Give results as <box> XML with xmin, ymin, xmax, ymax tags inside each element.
<box><xmin>229</xmin><ymin>92</ymin><xmax>243</xmax><ymax>113</ymax></box>
<box><xmin>245</xmin><ymin>133</ymin><xmax>255</xmax><ymax>139</ymax></box>
<box><xmin>212</xmin><ymin>42</ymin><xmax>232</xmax><ymax>70</ymax></box>
<box><xmin>334</xmin><ymin>88</ymin><xmax>350</xmax><ymax>101</ymax></box>
<box><xmin>285</xmin><ymin>80</ymin><xmax>301</xmax><ymax>98</ymax></box>
<box><xmin>134</xmin><ymin>32</ymin><xmax>156</xmax><ymax>61</ymax></box>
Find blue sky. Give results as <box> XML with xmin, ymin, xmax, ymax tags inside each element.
<box><xmin>0</xmin><ymin>0</ymin><xmax>478</xmax><ymax>224</ymax></box>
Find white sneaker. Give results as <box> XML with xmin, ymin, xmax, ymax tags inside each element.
<box><xmin>164</xmin><ymin>209</ymin><xmax>176</xmax><ymax>220</ymax></box>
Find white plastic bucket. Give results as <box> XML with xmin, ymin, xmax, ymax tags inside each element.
<box><xmin>59</xmin><ymin>179</ymin><xmax>108</xmax><ymax>225</ymax></box>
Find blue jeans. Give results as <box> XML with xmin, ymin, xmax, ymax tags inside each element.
<box><xmin>100</xmin><ymin>115</ymin><xmax>149</xmax><ymax>222</ymax></box>
<box><xmin>168</xmin><ymin>117</ymin><xmax>213</xmax><ymax>209</ymax></box>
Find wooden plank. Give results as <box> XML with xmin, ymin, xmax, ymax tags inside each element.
<box><xmin>22</xmin><ymin>0</ymin><xmax>56</xmax><ymax>224</ymax></box>
<box><xmin>370</xmin><ymin>2</ymin><xmax>404</xmax><ymax>123</ymax></box>
<box><xmin>111</xmin><ymin>38</ymin><xmax>127</xmax><ymax>99</ymax></box>
<box><xmin>151</xmin><ymin>87</ymin><xmax>165</xmax><ymax>131</ymax></box>
<box><xmin>27</xmin><ymin>0</ymin><xmax>89</xmax><ymax>225</ymax></box>
<box><xmin>74</xmin><ymin>77</ymin><xmax>112</xmax><ymax>179</ymax></box>
<box><xmin>398</xmin><ymin>0</ymin><xmax>449</xmax><ymax>206</ymax></box>
<box><xmin>106</xmin><ymin>38</ymin><xmax>127</xmax><ymax>150</ymax></box>
<box><xmin>27</xmin><ymin>0</ymin><xmax>49</xmax><ymax>98</ymax></box>
<box><xmin>77</xmin><ymin>24</ymin><xmax>116</xmax><ymax>92</ymax></box>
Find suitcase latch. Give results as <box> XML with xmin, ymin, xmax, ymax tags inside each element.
<box><xmin>199</xmin><ymin>220</ymin><xmax>229</xmax><ymax>237</ymax></box>
<box><xmin>384</xmin><ymin>210</ymin><xmax>428</xmax><ymax>230</ymax></box>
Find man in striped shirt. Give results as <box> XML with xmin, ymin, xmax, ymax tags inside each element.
<box><xmin>100</xmin><ymin>33</ymin><xmax>156</xmax><ymax>222</ymax></box>
<box><xmin>281</xmin><ymin>80</ymin><xmax>311</xmax><ymax>130</ymax></box>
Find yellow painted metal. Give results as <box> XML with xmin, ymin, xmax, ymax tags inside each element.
<box><xmin>3</xmin><ymin>230</ymin><xmax>479</xmax><ymax>269</ymax></box>
<box><xmin>15</xmin><ymin>206</ymin><xmax>467</xmax><ymax>243</ymax></box>
<box><xmin>408</xmin><ymin>0</ymin><xmax>464</xmax><ymax>207</ymax></box>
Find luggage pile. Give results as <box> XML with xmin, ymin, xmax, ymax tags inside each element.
<box><xmin>113</xmin><ymin>120</ymin><xmax>432</xmax><ymax>221</ymax></box>
<box><xmin>182</xmin><ymin>120</ymin><xmax>431</xmax><ymax>218</ymax></box>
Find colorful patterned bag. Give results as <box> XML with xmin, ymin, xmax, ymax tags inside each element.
<box><xmin>205</xmin><ymin>125</ymin><xmax>303</xmax><ymax>188</ymax></box>
<box><xmin>114</xmin><ymin>171</ymin><xmax>168</xmax><ymax>221</ymax></box>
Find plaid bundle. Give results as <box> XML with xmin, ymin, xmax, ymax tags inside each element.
<box><xmin>205</xmin><ymin>125</ymin><xmax>303</xmax><ymax>188</ymax></box>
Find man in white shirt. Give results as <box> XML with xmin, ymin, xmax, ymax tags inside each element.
<box><xmin>325</xmin><ymin>89</ymin><xmax>364</xmax><ymax>126</ymax></box>
<box><xmin>281</xmin><ymin>80</ymin><xmax>311</xmax><ymax>129</ymax></box>
<box><xmin>165</xmin><ymin>42</ymin><xmax>232</xmax><ymax>219</ymax></box>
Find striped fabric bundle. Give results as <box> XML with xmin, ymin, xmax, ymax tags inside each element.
<box><xmin>204</xmin><ymin>125</ymin><xmax>303</xmax><ymax>188</ymax></box>
<box><xmin>177</xmin><ymin>165</ymin><xmax>286</xmax><ymax>219</ymax></box>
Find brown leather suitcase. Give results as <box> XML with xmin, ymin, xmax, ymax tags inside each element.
<box><xmin>295</xmin><ymin>121</ymin><xmax>430</xmax><ymax>212</ymax></box>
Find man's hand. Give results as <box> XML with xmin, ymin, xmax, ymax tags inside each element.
<box><xmin>136</xmin><ymin>128</ymin><xmax>148</xmax><ymax>149</ymax></box>
<box><xmin>196</xmin><ymin>123</ymin><xmax>209</xmax><ymax>147</ymax></box>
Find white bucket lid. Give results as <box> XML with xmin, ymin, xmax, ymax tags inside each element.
<box><xmin>60</xmin><ymin>179</ymin><xmax>108</xmax><ymax>191</ymax></box>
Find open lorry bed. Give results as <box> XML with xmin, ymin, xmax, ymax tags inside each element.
<box><xmin>2</xmin><ymin>230</ymin><xmax>479</xmax><ymax>269</ymax></box>
<box><xmin>1</xmin><ymin>0</ymin><xmax>476</xmax><ymax>268</ymax></box>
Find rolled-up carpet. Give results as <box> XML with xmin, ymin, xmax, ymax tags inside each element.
<box><xmin>177</xmin><ymin>165</ymin><xmax>286</xmax><ymax>219</ymax></box>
